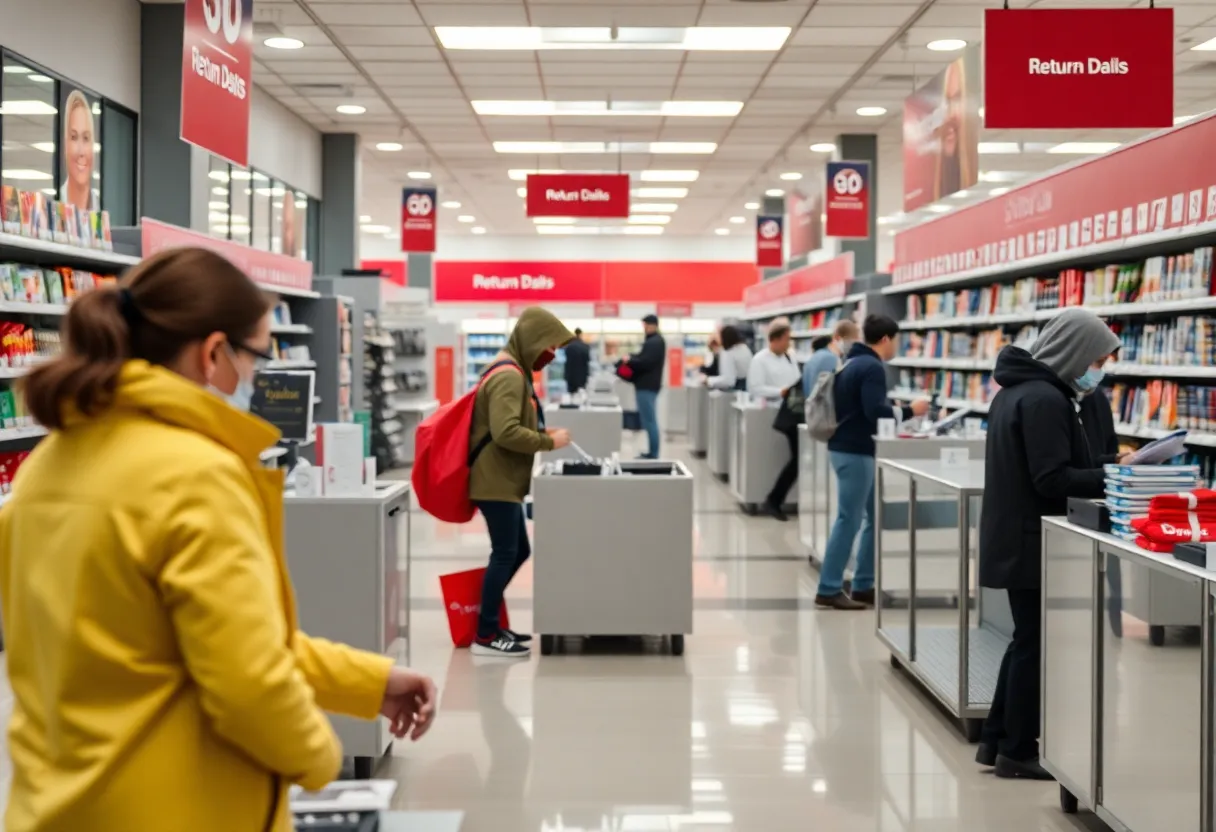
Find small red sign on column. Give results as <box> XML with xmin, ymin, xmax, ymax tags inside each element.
<box><xmin>593</xmin><ymin>301</ymin><xmax>621</xmax><ymax>317</ymax></box>
<box><xmin>657</xmin><ymin>302</ymin><xmax>693</xmax><ymax>317</ymax></box>
<box><xmin>401</xmin><ymin>187</ymin><xmax>437</xmax><ymax>253</ymax></box>
<box><xmin>434</xmin><ymin>346</ymin><xmax>454</xmax><ymax>406</ymax></box>
<box><xmin>826</xmin><ymin>161</ymin><xmax>871</xmax><ymax>239</ymax></box>
<box><xmin>508</xmin><ymin>301</ymin><xmax>534</xmax><ymax>316</ymax></box>
<box><xmin>526</xmin><ymin>173</ymin><xmax>631</xmax><ymax>218</ymax></box>
<box><xmin>667</xmin><ymin>347</ymin><xmax>685</xmax><ymax>388</ymax></box>
<box><xmin>756</xmin><ymin>216</ymin><xmax>784</xmax><ymax>267</ymax></box>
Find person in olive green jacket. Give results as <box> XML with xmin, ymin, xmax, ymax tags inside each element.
<box><xmin>470</xmin><ymin>307</ymin><xmax>574</xmax><ymax>657</ymax></box>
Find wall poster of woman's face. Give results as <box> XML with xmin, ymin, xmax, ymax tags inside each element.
<box><xmin>59</xmin><ymin>87</ymin><xmax>101</xmax><ymax>214</ymax></box>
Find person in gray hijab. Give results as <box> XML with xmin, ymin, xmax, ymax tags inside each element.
<box><xmin>975</xmin><ymin>307</ymin><xmax>1120</xmax><ymax>781</ymax></box>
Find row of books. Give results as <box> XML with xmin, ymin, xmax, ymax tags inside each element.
<box><xmin>789</xmin><ymin>306</ymin><xmax>843</xmax><ymax>333</ymax></box>
<box><xmin>899</xmin><ymin>325</ymin><xmax>1039</xmax><ymax>362</ymax></box>
<box><xmin>0</xmin><ymin>264</ymin><xmax>115</xmax><ymax>306</ymax></box>
<box><xmin>904</xmin><ymin>246</ymin><xmax>1216</xmax><ymax>322</ymax></box>
<box><xmin>1111</xmin><ymin>317</ymin><xmax>1216</xmax><ymax>367</ymax></box>
<box><xmin>1</xmin><ymin>186</ymin><xmax>114</xmax><ymax>252</ymax></box>
<box><xmin>895</xmin><ymin>369</ymin><xmax>998</xmax><ymax>404</ymax></box>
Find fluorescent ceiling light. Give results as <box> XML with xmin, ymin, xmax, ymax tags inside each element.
<box><xmin>264</xmin><ymin>36</ymin><xmax>304</xmax><ymax>49</ymax></box>
<box><xmin>516</xmin><ymin>187</ymin><xmax>528</xmax><ymax>198</ymax></box>
<box><xmin>0</xmin><ymin>100</ymin><xmax>57</xmax><ymax>115</ymax></box>
<box><xmin>641</xmin><ymin>170</ymin><xmax>698</xmax><ymax>182</ymax></box>
<box><xmin>631</xmin><ymin>203</ymin><xmax>678</xmax><ymax>213</ymax></box>
<box><xmin>634</xmin><ymin>187</ymin><xmax>688</xmax><ymax>198</ymax></box>
<box><xmin>623</xmin><ymin>226</ymin><xmax>664</xmax><ymax>235</ymax></box>
<box><xmin>508</xmin><ymin>168</ymin><xmax>563</xmax><ymax>180</ymax></box>
<box><xmin>375</xmin><ymin>142</ymin><xmax>403</xmax><ymax>151</ymax></box>
<box><xmin>0</xmin><ymin>169</ymin><xmax>52</xmax><ymax>181</ymax></box>
<box><xmin>407</xmin><ymin>171</ymin><xmax>432</xmax><ymax>179</ymax></box>
<box><xmin>729</xmin><ymin>216</ymin><xmax>745</xmax><ymax>224</ymax></box>
<box><xmin>28</xmin><ymin>74</ymin><xmax>51</xmax><ymax>84</ymax></box>
<box><xmin>715</xmin><ymin>228</ymin><xmax>729</xmax><ymax>236</ymax></box>
<box><xmin>765</xmin><ymin>188</ymin><xmax>784</xmax><ymax>197</ymax></box>
<box><xmin>30</xmin><ymin>142</ymin><xmax>53</xmax><ymax>153</ymax></box>
<box><xmin>1191</xmin><ymin>36</ymin><xmax>1216</xmax><ymax>51</ymax></box>
<box><xmin>208</xmin><ymin>201</ymin><xmax>228</xmax><ymax>210</ymax></box>
<box><xmin>989</xmin><ymin>187</ymin><xmax>1011</xmax><ymax>196</ymax></box>
<box><xmin>441</xmin><ymin>200</ymin><xmax>462</xmax><ymax>208</ymax></box>
<box><xmin>2</xmin><ymin>66</ymin><xmax>30</xmax><ymax>74</ymax></box>
<box><xmin>779</xmin><ymin>172</ymin><xmax>802</xmax><ymax>181</ymax></box>
<box><xmin>809</xmin><ymin>143</ymin><xmax>836</xmax><ymax>153</ymax></box>
<box><xmin>629</xmin><ymin>215</ymin><xmax>671</xmax><ymax>225</ymax></box>
<box><xmin>533</xmin><ymin>217</ymin><xmax>576</xmax><ymax>224</ymax></box>
<box><xmin>212</xmin><ymin>186</ymin><xmax>228</xmax><ymax>196</ymax></box>
<box><xmin>1175</xmin><ymin>115</ymin><xmax>1197</xmax><ymax>125</ymax></box>
<box><xmin>927</xmin><ymin>39</ymin><xmax>967</xmax><ymax>52</ymax></box>
<box><xmin>359</xmin><ymin>215</ymin><xmax>371</xmax><ymax>223</ymax></box>
<box><xmin>360</xmin><ymin>224</ymin><xmax>391</xmax><ymax>234</ymax></box>
<box><xmin>471</xmin><ymin>226</ymin><xmax>486</xmax><ymax>235</ymax></box>
<box><xmin>472</xmin><ymin>100</ymin><xmax>741</xmax><ymax>117</ymax></box>
<box><xmin>208</xmin><ymin>212</ymin><xmax>228</xmax><ymax>222</ymax></box>
<box><xmin>457</xmin><ymin>215</ymin><xmax>475</xmax><ymax>223</ymax></box>
<box><xmin>231</xmin><ymin>170</ymin><xmax>253</xmax><ymax>181</ymax></box>
<box><xmin>537</xmin><ymin>225</ymin><xmax>592</xmax><ymax>235</ymax></box>
<box><xmin>538</xmin><ymin>225</ymin><xmax>664</xmax><ymax>236</ymax></box>
<box><xmin>744</xmin><ymin>202</ymin><xmax>760</xmax><ymax>210</ymax></box>
<box><xmin>856</xmin><ymin>106</ymin><xmax>887</xmax><ymax>117</ymax></box>
<box><xmin>493</xmin><ymin>141</ymin><xmax>715</xmax><ymax>154</ymax></box>
<box><xmin>436</xmin><ymin>26</ymin><xmax>790</xmax><ymax>52</ymax></box>
<box><xmin>336</xmin><ymin>104</ymin><xmax>366</xmax><ymax>115</ymax></box>
<box><xmin>926</xmin><ymin>204</ymin><xmax>952</xmax><ymax>213</ymax></box>
<box><xmin>978</xmin><ymin>142</ymin><xmax>1020</xmax><ymax>154</ymax></box>
<box><xmin>1047</xmin><ymin>142</ymin><xmax>1120</xmax><ymax>154</ymax></box>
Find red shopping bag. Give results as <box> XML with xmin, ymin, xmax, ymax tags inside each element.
<box><xmin>440</xmin><ymin>567</ymin><xmax>510</xmax><ymax>648</ymax></box>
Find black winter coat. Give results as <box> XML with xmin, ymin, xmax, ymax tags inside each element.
<box><xmin>563</xmin><ymin>338</ymin><xmax>591</xmax><ymax>391</ymax></box>
<box><xmin>1079</xmin><ymin>386</ymin><xmax>1119</xmax><ymax>465</ymax></box>
<box><xmin>626</xmin><ymin>332</ymin><xmax>666</xmax><ymax>392</ymax></box>
<box><xmin>979</xmin><ymin>346</ymin><xmax>1105</xmax><ymax>590</ymax></box>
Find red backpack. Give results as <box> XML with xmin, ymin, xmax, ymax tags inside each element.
<box><xmin>412</xmin><ymin>359</ymin><xmax>524</xmax><ymax>523</ymax></box>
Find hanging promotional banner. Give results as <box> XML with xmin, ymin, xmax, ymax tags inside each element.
<box><xmin>526</xmin><ymin>173</ymin><xmax>631</xmax><ymax>218</ymax></box>
<box><xmin>984</xmin><ymin>8</ymin><xmax>1173</xmax><ymax>130</ymax></box>
<box><xmin>891</xmin><ymin>114</ymin><xmax>1216</xmax><ymax>286</ymax></box>
<box><xmin>825</xmin><ymin>161</ymin><xmax>871</xmax><ymax>239</ymax></box>
<box><xmin>903</xmin><ymin>47</ymin><xmax>981</xmax><ymax>212</ymax></box>
<box><xmin>141</xmin><ymin>218</ymin><xmax>313</xmax><ymax>292</ymax></box>
<box><xmin>180</xmin><ymin>0</ymin><xmax>253</xmax><ymax>167</ymax></box>
<box><xmin>401</xmin><ymin>186</ymin><xmax>438</xmax><ymax>253</ymax></box>
<box><xmin>433</xmin><ymin>261</ymin><xmax>757</xmax><ymax>303</ymax></box>
<box><xmin>742</xmin><ymin>253</ymin><xmax>853</xmax><ymax>315</ymax></box>
<box><xmin>756</xmin><ymin>215</ymin><xmax>784</xmax><ymax>268</ymax></box>
<box><xmin>787</xmin><ymin>187</ymin><xmax>824</xmax><ymax>259</ymax></box>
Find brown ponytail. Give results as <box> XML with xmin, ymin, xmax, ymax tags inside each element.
<box><xmin>24</xmin><ymin>247</ymin><xmax>271</xmax><ymax>429</ymax></box>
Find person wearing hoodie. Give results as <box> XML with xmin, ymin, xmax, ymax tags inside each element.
<box><xmin>0</xmin><ymin>248</ymin><xmax>437</xmax><ymax>832</ymax></box>
<box><xmin>976</xmin><ymin>307</ymin><xmax>1120</xmax><ymax>781</ymax></box>
<box><xmin>469</xmin><ymin>307</ymin><xmax>574</xmax><ymax>657</ymax></box>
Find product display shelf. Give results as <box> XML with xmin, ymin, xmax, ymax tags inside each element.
<box><xmin>363</xmin><ymin>316</ymin><xmax>408</xmax><ymax>472</ymax></box>
<box><xmin>466</xmin><ymin>332</ymin><xmax>507</xmax><ymax>390</ymax></box>
<box><xmin>383</xmin><ymin>321</ymin><xmax>437</xmax><ymax>465</ymax></box>
<box><xmin>0</xmin><ymin>232</ymin><xmax>138</xmax><ymax>270</ymax></box>
<box><xmin>293</xmin><ymin>295</ymin><xmax>356</xmax><ymax>425</ymax></box>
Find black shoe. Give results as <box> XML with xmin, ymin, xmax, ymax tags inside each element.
<box><xmin>470</xmin><ymin>632</ymin><xmax>531</xmax><ymax>658</ymax></box>
<box><xmin>814</xmin><ymin>592</ymin><xmax>867</xmax><ymax>610</ymax></box>
<box><xmin>502</xmin><ymin>628</ymin><xmax>533</xmax><ymax>643</ymax></box>
<box><xmin>994</xmin><ymin>754</ymin><xmax>1054</xmax><ymax>780</ymax></box>
<box><xmin>763</xmin><ymin>500</ymin><xmax>789</xmax><ymax>522</ymax></box>
<box><xmin>851</xmin><ymin>588</ymin><xmax>876</xmax><ymax>607</ymax></box>
<box><xmin>975</xmin><ymin>742</ymin><xmax>997</xmax><ymax>767</ymax></box>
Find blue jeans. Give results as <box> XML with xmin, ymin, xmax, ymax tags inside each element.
<box><xmin>636</xmin><ymin>389</ymin><xmax>660</xmax><ymax>459</ymax></box>
<box><xmin>476</xmin><ymin>501</ymin><xmax>531</xmax><ymax>639</ymax></box>
<box><xmin>817</xmin><ymin>451</ymin><xmax>876</xmax><ymax>596</ymax></box>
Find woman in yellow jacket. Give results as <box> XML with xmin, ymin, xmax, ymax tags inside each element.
<box><xmin>0</xmin><ymin>247</ymin><xmax>438</xmax><ymax>832</ymax></box>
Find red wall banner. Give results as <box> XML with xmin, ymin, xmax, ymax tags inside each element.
<box><xmin>892</xmin><ymin>115</ymin><xmax>1216</xmax><ymax>286</ymax></box>
<box><xmin>742</xmin><ymin>253</ymin><xmax>853</xmax><ymax>314</ymax></box>
<box><xmin>526</xmin><ymin>173</ymin><xmax>631</xmax><ymax>218</ymax></box>
<box><xmin>141</xmin><ymin>218</ymin><xmax>313</xmax><ymax>292</ymax></box>
<box><xmin>362</xmin><ymin>259</ymin><xmax>406</xmax><ymax>287</ymax></box>
<box><xmin>756</xmin><ymin>215</ymin><xmax>784</xmax><ymax>267</ymax></box>
<box><xmin>787</xmin><ymin>188</ymin><xmax>824</xmax><ymax>259</ymax></box>
<box><xmin>903</xmin><ymin>47</ymin><xmax>981</xmax><ymax>212</ymax></box>
<box><xmin>983</xmin><ymin>8</ymin><xmax>1173</xmax><ymax>130</ymax></box>
<box><xmin>667</xmin><ymin>347</ymin><xmax>685</xmax><ymax>388</ymax></box>
<box><xmin>433</xmin><ymin>261</ymin><xmax>758</xmax><ymax>304</ymax></box>
<box><xmin>401</xmin><ymin>187</ymin><xmax>437</xmax><ymax>253</ymax></box>
<box><xmin>825</xmin><ymin>161</ymin><xmax>871</xmax><ymax>239</ymax></box>
<box><xmin>180</xmin><ymin>0</ymin><xmax>253</xmax><ymax>167</ymax></box>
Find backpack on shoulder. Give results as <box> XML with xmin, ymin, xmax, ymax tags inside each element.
<box><xmin>805</xmin><ymin>360</ymin><xmax>849</xmax><ymax>441</ymax></box>
<box><xmin>411</xmin><ymin>359</ymin><xmax>521</xmax><ymax>523</ymax></box>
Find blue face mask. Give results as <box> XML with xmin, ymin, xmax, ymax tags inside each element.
<box><xmin>1075</xmin><ymin>367</ymin><xmax>1105</xmax><ymax>392</ymax></box>
<box><xmin>210</xmin><ymin>343</ymin><xmax>257</xmax><ymax>412</ymax></box>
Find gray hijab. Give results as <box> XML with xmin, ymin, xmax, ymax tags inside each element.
<box><xmin>1030</xmin><ymin>308</ymin><xmax>1120</xmax><ymax>392</ymax></box>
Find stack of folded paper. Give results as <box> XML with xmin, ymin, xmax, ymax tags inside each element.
<box><xmin>1103</xmin><ymin>464</ymin><xmax>1203</xmax><ymax>545</ymax></box>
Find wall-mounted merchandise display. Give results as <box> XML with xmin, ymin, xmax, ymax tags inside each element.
<box><xmin>362</xmin><ymin>315</ymin><xmax>409</xmax><ymax>472</ymax></box>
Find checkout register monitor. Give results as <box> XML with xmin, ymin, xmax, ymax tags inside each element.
<box><xmin>251</xmin><ymin>371</ymin><xmax>316</xmax><ymax>442</ymax></box>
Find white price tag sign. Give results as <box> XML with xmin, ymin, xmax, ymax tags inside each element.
<box><xmin>941</xmin><ymin>447</ymin><xmax>970</xmax><ymax>468</ymax></box>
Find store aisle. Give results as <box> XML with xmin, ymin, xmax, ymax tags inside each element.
<box><xmin>390</xmin><ymin>436</ymin><xmax>1098</xmax><ymax>832</ymax></box>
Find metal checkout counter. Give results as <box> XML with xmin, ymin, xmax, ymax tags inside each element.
<box><xmin>1040</xmin><ymin>517</ymin><xmax>1214</xmax><ymax>830</ymax></box>
<box><xmin>875</xmin><ymin>458</ymin><xmax>1009</xmax><ymax>742</ymax></box>
<box><xmin>284</xmin><ymin>480</ymin><xmax>411</xmax><ymax>778</ymax></box>
<box><xmin>688</xmin><ymin>381</ymin><xmax>709</xmax><ymax>457</ymax></box>
<box><xmin>706</xmin><ymin>390</ymin><xmax>734</xmax><ymax>481</ymax></box>
<box><xmin>542</xmin><ymin>401</ymin><xmax>624</xmax><ymax>461</ymax></box>
<box><xmin>730</xmin><ymin>400</ymin><xmax>796</xmax><ymax>513</ymax></box>
<box><xmin>532</xmin><ymin>458</ymin><xmax>694</xmax><ymax>656</ymax></box>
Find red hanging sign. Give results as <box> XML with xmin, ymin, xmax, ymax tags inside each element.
<box><xmin>401</xmin><ymin>187</ymin><xmax>437</xmax><ymax>253</ymax></box>
<box><xmin>983</xmin><ymin>7</ymin><xmax>1174</xmax><ymax>130</ymax></box>
<box><xmin>825</xmin><ymin>161</ymin><xmax>871</xmax><ymax>239</ymax></box>
<box><xmin>526</xmin><ymin>173</ymin><xmax>631</xmax><ymax>218</ymax></box>
<box><xmin>787</xmin><ymin>188</ymin><xmax>824</xmax><ymax>259</ymax></box>
<box><xmin>180</xmin><ymin>0</ymin><xmax>253</xmax><ymax>167</ymax></box>
<box><xmin>756</xmin><ymin>215</ymin><xmax>784</xmax><ymax>268</ymax></box>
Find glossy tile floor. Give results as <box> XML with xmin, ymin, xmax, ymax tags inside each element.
<box><xmin>0</xmin><ymin>435</ymin><xmax>1107</xmax><ymax>830</ymax></box>
<box><xmin>384</xmin><ymin>435</ymin><xmax>1104</xmax><ymax>832</ymax></box>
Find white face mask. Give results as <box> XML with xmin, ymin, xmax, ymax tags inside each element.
<box><xmin>209</xmin><ymin>343</ymin><xmax>257</xmax><ymax>412</ymax></box>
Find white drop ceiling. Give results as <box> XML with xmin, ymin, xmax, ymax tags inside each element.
<box><xmin>246</xmin><ymin>1</ymin><xmax>1216</xmax><ymax>238</ymax></box>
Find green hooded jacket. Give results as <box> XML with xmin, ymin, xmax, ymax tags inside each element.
<box><xmin>468</xmin><ymin>307</ymin><xmax>574</xmax><ymax>503</ymax></box>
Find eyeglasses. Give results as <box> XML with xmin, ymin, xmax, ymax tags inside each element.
<box><xmin>232</xmin><ymin>342</ymin><xmax>275</xmax><ymax>372</ymax></box>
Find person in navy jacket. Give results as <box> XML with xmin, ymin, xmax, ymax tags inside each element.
<box><xmin>816</xmin><ymin>315</ymin><xmax>928</xmax><ymax>610</ymax></box>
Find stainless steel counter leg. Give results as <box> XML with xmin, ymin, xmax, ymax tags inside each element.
<box><xmin>1203</xmin><ymin>586</ymin><xmax>1214</xmax><ymax>832</ymax></box>
<box><xmin>909</xmin><ymin>477</ymin><xmax>918</xmax><ymax>664</ymax></box>
<box><xmin>876</xmin><ymin>465</ymin><xmax>884</xmax><ymax>632</ymax></box>
<box><xmin>959</xmin><ymin>494</ymin><xmax>980</xmax><ymax>741</ymax></box>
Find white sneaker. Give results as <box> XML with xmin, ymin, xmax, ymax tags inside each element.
<box><xmin>470</xmin><ymin>632</ymin><xmax>531</xmax><ymax>657</ymax></box>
